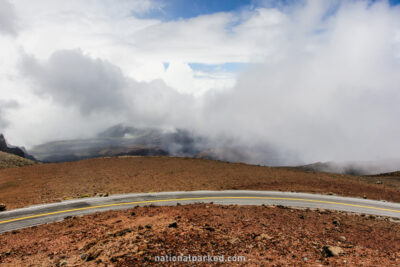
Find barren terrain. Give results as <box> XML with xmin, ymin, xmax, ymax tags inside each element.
<box><xmin>1</xmin><ymin>204</ymin><xmax>399</xmax><ymax>266</ymax></box>
<box><xmin>0</xmin><ymin>156</ymin><xmax>400</xmax><ymax>210</ymax></box>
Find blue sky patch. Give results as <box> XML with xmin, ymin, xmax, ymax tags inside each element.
<box><xmin>136</xmin><ymin>0</ymin><xmax>400</xmax><ymax>22</ymax></box>
<box><xmin>137</xmin><ymin>0</ymin><xmax>259</xmax><ymax>21</ymax></box>
<box><xmin>189</xmin><ymin>62</ymin><xmax>247</xmax><ymax>73</ymax></box>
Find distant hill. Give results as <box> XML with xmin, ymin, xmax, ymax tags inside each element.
<box><xmin>27</xmin><ymin>125</ymin><xmax>400</xmax><ymax>175</ymax></box>
<box><xmin>296</xmin><ymin>160</ymin><xmax>400</xmax><ymax>176</ymax></box>
<box><xmin>367</xmin><ymin>170</ymin><xmax>400</xmax><ymax>177</ymax></box>
<box><xmin>28</xmin><ymin>124</ymin><xmax>287</xmax><ymax>165</ymax></box>
<box><xmin>29</xmin><ymin>125</ymin><xmax>203</xmax><ymax>162</ymax></box>
<box><xmin>0</xmin><ymin>151</ymin><xmax>36</xmax><ymax>169</ymax></box>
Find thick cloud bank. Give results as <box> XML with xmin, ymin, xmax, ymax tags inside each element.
<box><xmin>21</xmin><ymin>50</ymin><xmax>128</xmax><ymax>115</ymax></box>
<box><xmin>0</xmin><ymin>0</ymin><xmax>18</xmax><ymax>36</ymax></box>
<box><xmin>3</xmin><ymin>0</ymin><xmax>400</xmax><ymax>167</ymax></box>
<box><xmin>0</xmin><ymin>100</ymin><xmax>18</xmax><ymax>131</ymax></box>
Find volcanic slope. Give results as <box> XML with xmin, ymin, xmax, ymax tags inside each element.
<box><xmin>0</xmin><ymin>156</ymin><xmax>399</xmax><ymax>209</ymax></box>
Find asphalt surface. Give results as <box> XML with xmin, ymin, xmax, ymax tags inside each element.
<box><xmin>1</xmin><ymin>190</ymin><xmax>400</xmax><ymax>233</ymax></box>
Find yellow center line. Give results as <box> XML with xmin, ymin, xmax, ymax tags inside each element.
<box><xmin>0</xmin><ymin>196</ymin><xmax>399</xmax><ymax>225</ymax></box>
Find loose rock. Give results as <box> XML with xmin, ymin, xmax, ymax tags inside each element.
<box><xmin>0</xmin><ymin>203</ymin><xmax>6</xmax><ymax>211</ymax></box>
<box><xmin>322</xmin><ymin>246</ymin><xmax>343</xmax><ymax>257</ymax></box>
<box><xmin>168</xmin><ymin>222</ymin><xmax>178</xmax><ymax>228</ymax></box>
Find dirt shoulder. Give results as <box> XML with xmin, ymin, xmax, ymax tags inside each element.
<box><xmin>0</xmin><ymin>156</ymin><xmax>399</xmax><ymax>210</ymax></box>
<box><xmin>1</xmin><ymin>204</ymin><xmax>399</xmax><ymax>266</ymax></box>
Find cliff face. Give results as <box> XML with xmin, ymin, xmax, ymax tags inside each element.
<box><xmin>0</xmin><ymin>134</ymin><xmax>35</xmax><ymax>160</ymax></box>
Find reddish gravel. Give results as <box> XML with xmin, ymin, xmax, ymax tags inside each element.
<box><xmin>0</xmin><ymin>156</ymin><xmax>399</xmax><ymax>210</ymax></box>
<box><xmin>0</xmin><ymin>204</ymin><xmax>399</xmax><ymax>266</ymax></box>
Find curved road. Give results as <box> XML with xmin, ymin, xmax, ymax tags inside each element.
<box><xmin>1</xmin><ymin>190</ymin><xmax>400</xmax><ymax>233</ymax></box>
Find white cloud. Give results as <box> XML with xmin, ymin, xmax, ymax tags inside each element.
<box><xmin>0</xmin><ymin>0</ymin><xmax>18</xmax><ymax>36</ymax></box>
<box><xmin>20</xmin><ymin>49</ymin><xmax>128</xmax><ymax>115</ymax></box>
<box><xmin>198</xmin><ymin>0</ymin><xmax>400</xmax><ymax>163</ymax></box>
<box><xmin>0</xmin><ymin>99</ymin><xmax>18</xmax><ymax>131</ymax></box>
<box><xmin>162</xmin><ymin>62</ymin><xmax>235</xmax><ymax>96</ymax></box>
<box><xmin>0</xmin><ymin>0</ymin><xmax>400</xmax><ymax>166</ymax></box>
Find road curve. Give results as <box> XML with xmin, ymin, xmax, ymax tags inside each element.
<box><xmin>1</xmin><ymin>190</ymin><xmax>400</xmax><ymax>233</ymax></box>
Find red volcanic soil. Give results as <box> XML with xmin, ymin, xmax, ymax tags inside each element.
<box><xmin>0</xmin><ymin>156</ymin><xmax>399</xmax><ymax>210</ymax></box>
<box><xmin>1</xmin><ymin>204</ymin><xmax>399</xmax><ymax>266</ymax></box>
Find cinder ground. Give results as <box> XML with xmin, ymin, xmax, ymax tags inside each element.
<box><xmin>0</xmin><ymin>156</ymin><xmax>400</xmax><ymax>209</ymax></box>
<box><xmin>0</xmin><ymin>204</ymin><xmax>399</xmax><ymax>266</ymax></box>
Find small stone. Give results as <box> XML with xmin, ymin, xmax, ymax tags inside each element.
<box><xmin>168</xmin><ymin>222</ymin><xmax>178</xmax><ymax>228</ymax></box>
<box><xmin>114</xmin><ymin>228</ymin><xmax>132</xmax><ymax>237</ymax></box>
<box><xmin>254</xmin><ymin>233</ymin><xmax>273</xmax><ymax>241</ymax></box>
<box><xmin>80</xmin><ymin>254</ymin><xmax>87</xmax><ymax>260</ymax></box>
<box><xmin>322</xmin><ymin>246</ymin><xmax>343</xmax><ymax>257</ymax></box>
<box><xmin>228</xmin><ymin>237</ymin><xmax>239</xmax><ymax>244</ymax></box>
<box><xmin>0</xmin><ymin>204</ymin><xmax>6</xmax><ymax>211</ymax></box>
<box><xmin>376</xmin><ymin>181</ymin><xmax>383</xmax><ymax>184</ymax></box>
<box><xmin>318</xmin><ymin>209</ymin><xmax>329</xmax><ymax>214</ymax></box>
<box><xmin>86</xmin><ymin>248</ymin><xmax>102</xmax><ymax>261</ymax></box>
<box><xmin>103</xmin><ymin>192</ymin><xmax>109</xmax><ymax>197</ymax></box>
<box><xmin>338</xmin><ymin>236</ymin><xmax>346</xmax><ymax>242</ymax></box>
<box><xmin>59</xmin><ymin>260</ymin><xmax>67</xmax><ymax>266</ymax></box>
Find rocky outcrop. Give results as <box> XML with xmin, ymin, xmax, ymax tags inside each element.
<box><xmin>0</xmin><ymin>134</ymin><xmax>35</xmax><ymax>160</ymax></box>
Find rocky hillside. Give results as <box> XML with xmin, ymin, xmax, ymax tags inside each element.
<box><xmin>0</xmin><ymin>134</ymin><xmax>35</xmax><ymax>160</ymax></box>
<box><xmin>28</xmin><ymin>125</ymin><xmax>201</xmax><ymax>162</ymax></box>
<box><xmin>0</xmin><ymin>151</ymin><xmax>36</xmax><ymax>170</ymax></box>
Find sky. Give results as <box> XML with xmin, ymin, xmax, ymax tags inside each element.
<box><xmin>137</xmin><ymin>0</ymin><xmax>255</xmax><ymax>20</ymax></box>
<box><xmin>1</xmin><ymin>0</ymin><xmax>400</xmax><ymax>165</ymax></box>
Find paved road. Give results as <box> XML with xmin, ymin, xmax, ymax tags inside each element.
<box><xmin>1</xmin><ymin>190</ymin><xmax>400</xmax><ymax>233</ymax></box>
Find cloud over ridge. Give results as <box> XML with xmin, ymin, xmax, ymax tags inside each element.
<box><xmin>1</xmin><ymin>0</ymin><xmax>400</xmax><ymax>166</ymax></box>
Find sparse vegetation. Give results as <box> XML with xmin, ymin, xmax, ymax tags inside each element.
<box><xmin>0</xmin><ymin>151</ymin><xmax>36</xmax><ymax>170</ymax></box>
